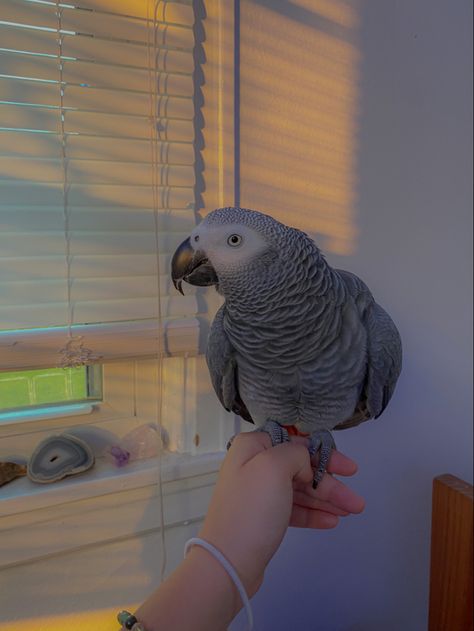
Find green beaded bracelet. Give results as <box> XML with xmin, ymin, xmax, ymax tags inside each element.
<box><xmin>117</xmin><ymin>610</ymin><xmax>147</xmax><ymax>631</ymax></box>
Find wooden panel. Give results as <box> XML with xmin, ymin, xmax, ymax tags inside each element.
<box><xmin>428</xmin><ymin>474</ymin><xmax>473</xmax><ymax>631</ymax></box>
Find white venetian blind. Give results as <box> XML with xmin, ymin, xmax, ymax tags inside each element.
<box><xmin>0</xmin><ymin>0</ymin><xmax>200</xmax><ymax>369</ymax></box>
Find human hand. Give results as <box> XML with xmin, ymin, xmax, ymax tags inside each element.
<box><xmin>198</xmin><ymin>432</ymin><xmax>365</xmax><ymax>600</ymax></box>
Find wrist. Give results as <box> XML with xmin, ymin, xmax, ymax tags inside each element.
<box><xmin>185</xmin><ymin>545</ymin><xmax>244</xmax><ymax>620</ymax></box>
<box><xmin>197</xmin><ymin>527</ymin><xmax>264</xmax><ymax>599</ymax></box>
<box><xmin>134</xmin><ymin>545</ymin><xmax>241</xmax><ymax>631</ymax></box>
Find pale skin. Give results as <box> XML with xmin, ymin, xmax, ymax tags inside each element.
<box><xmin>130</xmin><ymin>433</ymin><xmax>365</xmax><ymax>631</ymax></box>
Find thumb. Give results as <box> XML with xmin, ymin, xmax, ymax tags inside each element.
<box><xmin>257</xmin><ymin>441</ymin><xmax>313</xmax><ymax>485</ymax></box>
<box><xmin>225</xmin><ymin>431</ymin><xmax>273</xmax><ymax>467</ymax></box>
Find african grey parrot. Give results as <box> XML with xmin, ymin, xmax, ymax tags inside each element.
<box><xmin>171</xmin><ymin>207</ymin><xmax>402</xmax><ymax>487</ymax></box>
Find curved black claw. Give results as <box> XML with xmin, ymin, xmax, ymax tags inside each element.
<box><xmin>308</xmin><ymin>430</ymin><xmax>336</xmax><ymax>489</ymax></box>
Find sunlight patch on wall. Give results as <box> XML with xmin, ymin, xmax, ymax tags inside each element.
<box><xmin>240</xmin><ymin>0</ymin><xmax>360</xmax><ymax>255</ymax></box>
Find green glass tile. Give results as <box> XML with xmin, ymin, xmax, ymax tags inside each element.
<box><xmin>0</xmin><ymin>366</ymin><xmax>101</xmax><ymax>412</ymax></box>
<box><xmin>33</xmin><ymin>373</ymin><xmax>69</xmax><ymax>403</ymax></box>
<box><xmin>0</xmin><ymin>376</ymin><xmax>31</xmax><ymax>408</ymax></box>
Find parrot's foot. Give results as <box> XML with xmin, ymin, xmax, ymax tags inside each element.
<box><xmin>257</xmin><ymin>420</ymin><xmax>290</xmax><ymax>446</ymax></box>
<box><xmin>308</xmin><ymin>430</ymin><xmax>336</xmax><ymax>490</ymax></box>
<box><xmin>225</xmin><ymin>420</ymin><xmax>290</xmax><ymax>451</ymax></box>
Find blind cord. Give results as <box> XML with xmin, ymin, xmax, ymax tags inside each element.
<box><xmin>147</xmin><ymin>0</ymin><xmax>167</xmax><ymax>584</ymax></box>
<box><xmin>55</xmin><ymin>1</ymin><xmax>97</xmax><ymax>368</ymax></box>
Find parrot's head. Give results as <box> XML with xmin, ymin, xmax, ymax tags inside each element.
<box><xmin>171</xmin><ymin>207</ymin><xmax>293</xmax><ymax>295</ymax></box>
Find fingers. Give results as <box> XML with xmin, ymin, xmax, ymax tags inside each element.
<box><xmin>226</xmin><ymin>432</ymin><xmax>314</xmax><ymax>486</ymax></box>
<box><xmin>298</xmin><ymin>472</ymin><xmax>365</xmax><ymax>514</ymax></box>
<box><xmin>224</xmin><ymin>431</ymin><xmax>273</xmax><ymax>466</ymax></box>
<box><xmin>226</xmin><ymin>432</ymin><xmax>358</xmax><ymax>476</ymax></box>
<box><xmin>225</xmin><ymin>432</ymin><xmax>364</xmax><ymax>515</ymax></box>
<box><xmin>290</xmin><ymin>471</ymin><xmax>365</xmax><ymax>529</ymax></box>
<box><xmin>307</xmin><ymin>448</ymin><xmax>358</xmax><ymax>476</ymax></box>
<box><xmin>292</xmin><ymin>490</ymin><xmax>350</xmax><ymax>516</ymax></box>
<box><xmin>286</xmin><ymin>436</ymin><xmax>358</xmax><ymax>477</ymax></box>
<box><xmin>257</xmin><ymin>441</ymin><xmax>314</xmax><ymax>486</ymax></box>
<box><xmin>289</xmin><ymin>505</ymin><xmax>340</xmax><ymax>529</ymax></box>
<box><xmin>325</xmin><ymin>450</ymin><xmax>358</xmax><ymax>476</ymax></box>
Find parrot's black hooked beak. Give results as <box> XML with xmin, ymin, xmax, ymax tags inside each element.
<box><xmin>171</xmin><ymin>237</ymin><xmax>218</xmax><ymax>295</ymax></box>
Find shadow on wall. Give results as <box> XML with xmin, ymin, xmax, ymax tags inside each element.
<box><xmin>239</xmin><ymin>0</ymin><xmax>360</xmax><ymax>256</ymax></box>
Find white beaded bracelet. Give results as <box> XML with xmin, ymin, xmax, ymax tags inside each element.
<box><xmin>184</xmin><ymin>537</ymin><xmax>254</xmax><ymax>631</ymax></box>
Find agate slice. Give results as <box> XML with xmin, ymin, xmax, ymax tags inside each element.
<box><xmin>27</xmin><ymin>434</ymin><xmax>94</xmax><ymax>484</ymax></box>
<box><xmin>0</xmin><ymin>462</ymin><xmax>27</xmax><ymax>487</ymax></box>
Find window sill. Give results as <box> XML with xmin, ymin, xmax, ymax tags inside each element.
<box><xmin>0</xmin><ymin>451</ymin><xmax>225</xmax><ymax>569</ymax></box>
<box><xmin>0</xmin><ymin>450</ymin><xmax>225</xmax><ymax>518</ymax></box>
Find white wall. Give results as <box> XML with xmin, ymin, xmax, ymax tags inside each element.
<box><xmin>235</xmin><ymin>1</ymin><xmax>473</xmax><ymax>630</ymax></box>
<box><xmin>1</xmin><ymin>2</ymin><xmax>470</xmax><ymax>629</ymax></box>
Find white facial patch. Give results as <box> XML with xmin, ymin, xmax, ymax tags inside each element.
<box><xmin>193</xmin><ymin>222</ymin><xmax>269</xmax><ymax>272</ymax></box>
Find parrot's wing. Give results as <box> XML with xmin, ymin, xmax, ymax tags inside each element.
<box><xmin>334</xmin><ymin>270</ymin><xmax>402</xmax><ymax>429</ymax></box>
<box><xmin>206</xmin><ymin>305</ymin><xmax>254</xmax><ymax>423</ymax></box>
<box><xmin>364</xmin><ymin>301</ymin><xmax>402</xmax><ymax>418</ymax></box>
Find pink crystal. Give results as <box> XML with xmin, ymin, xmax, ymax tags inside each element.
<box><xmin>121</xmin><ymin>424</ymin><xmax>161</xmax><ymax>461</ymax></box>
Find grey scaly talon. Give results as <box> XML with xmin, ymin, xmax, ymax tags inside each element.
<box><xmin>227</xmin><ymin>420</ymin><xmax>290</xmax><ymax>450</ymax></box>
<box><xmin>257</xmin><ymin>420</ymin><xmax>290</xmax><ymax>446</ymax></box>
<box><xmin>308</xmin><ymin>430</ymin><xmax>336</xmax><ymax>489</ymax></box>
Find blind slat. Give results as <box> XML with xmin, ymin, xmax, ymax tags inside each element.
<box><xmin>0</xmin><ymin>79</ymin><xmax>153</xmax><ymax>115</ymax></box>
<box><xmin>0</xmin><ymin>131</ymin><xmax>195</xmax><ymax>163</ymax></box>
<box><xmin>1</xmin><ymin>1</ymin><xmax>194</xmax><ymax>41</ymax></box>
<box><xmin>0</xmin><ymin>52</ymin><xmax>194</xmax><ymax>95</ymax></box>
<box><xmin>0</xmin><ymin>101</ymin><xmax>194</xmax><ymax>137</ymax></box>
<box><xmin>0</xmin><ymin>294</ymin><xmax>198</xmax><ymax>329</ymax></box>
<box><xmin>1</xmin><ymin>1</ymin><xmax>55</xmax><ymax>34</ymax></box>
<box><xmin>0</xmin><ymin>22</ymin><xmax>194</xmax><ymax>61</ymax></box>
<box><xmin>73</xmin><ymin>0</ymin><xmax>194</xmax><ymax>22</ymax></box>
<box><xmin>0</xmin><ymin>0</ymin><xmax>198</xmax><ymax>359</ymax></box>
<box><xmin>3</xmin><ymin>0</ymin><xmax>194</xmax><ymax>23</ymax></box>
<box><xmin>0</xmin><ymin>182</ymin><xmax>194</xmax><ymax>207</ymax></box>
<box><xmin>0</xmin><ymin>274</ymin><xmax>187</xmax><ymax>306</ymax></box>
<box><xmin>0</xmin><ymin>252</ymin><xmax>175</xmax><ymax>280</ymax></box>
<box><xmin>0</xmin><ymin>207</ymin><xmax>197</xmax><ymax>232</ymax></box>
<box><xmin>0</xmin><ymin>257</ymin><xmax>168</xmax><ymax>282</ymax></box>
<box><xmin>0</xmin><ymin>157</ymin><xmax>195</xmax><ymax>186</ymax></box>
<box><xmin>0</xmin><ymin>230</ymin><xmax>190</xmax><ymax>257</ymax></box>
<box><xmin>0</xmin><ymin>22</ymin><xmax>194</xmax><ymax>54</ymax></box>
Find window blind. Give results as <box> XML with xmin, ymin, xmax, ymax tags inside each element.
<box><xmin>0</xmin><ymin>0</ymin><xmax>200</xmax><ymax>370</ymax></box>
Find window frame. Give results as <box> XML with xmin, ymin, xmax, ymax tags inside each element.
<box><xmin>0</xmin><ymin>1</ymin><xmax>237</xmax><ymax>564</ymax></box>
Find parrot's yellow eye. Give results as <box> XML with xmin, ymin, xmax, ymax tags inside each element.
<box><xmin>227</xmin><ymin>234</ymin><xmax>242</xmax><ymax>247</ymax></box>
